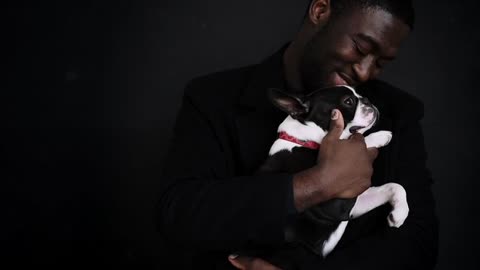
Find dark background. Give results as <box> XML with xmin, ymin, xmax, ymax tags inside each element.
<box><xmin>4</xmin><ymin>0</ymin><xmax>479</xmax><ymax>269</ymax></box>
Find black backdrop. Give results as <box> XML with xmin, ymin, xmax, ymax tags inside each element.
<box><xmin>4</xmin><ymin>1</ymin><xmax>479</xmax><ymax>269</ymax></box>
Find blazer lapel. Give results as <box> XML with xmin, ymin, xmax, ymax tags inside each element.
<box><xmin>233</xmin><ymin>47</ymin><xmax>289</xmax><ymax>174</ymax></box>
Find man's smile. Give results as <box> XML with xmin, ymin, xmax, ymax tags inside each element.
<box><xmin>339</xmin><ymin>72</ymin><xmax>357</xmax><ymax>87</ymax></box>
<box><xmin>331</xmin><ymin>72</ymin><xmax>348</xmax><ymax>86</ymax></box>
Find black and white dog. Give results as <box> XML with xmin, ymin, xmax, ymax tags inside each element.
<box><xmin>260</xmin><ymin>85</ymin><xmax>409</xmax><ymax>258</ymax></box>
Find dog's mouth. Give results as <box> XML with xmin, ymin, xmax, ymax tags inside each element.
<box><xmin>349</xmin><ymin>125</ymin><xmax>365</xmax><ymax>133</ymax></box>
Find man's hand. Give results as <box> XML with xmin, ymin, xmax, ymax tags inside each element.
<box><xmin>228</xmin><ymin>255</ymin><xmax>282</xmax><ymax>270</ymax></box>
<box><xmin>293</xmin><ymin>109</ymin><xmax>378</xmax><ymax>211</ymax></box>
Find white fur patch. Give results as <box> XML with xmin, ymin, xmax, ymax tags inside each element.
<box><xmin>269</xmin><ymin>116</ymin><xmax>326</xmax><ymax>155</ymax></box>
<box><xmin>364</xmin><ymin>131</ymin><xmax>393</xmax><ymax>148</ymax></box>
<box><xmin>277</xmin><ymin>116</ymin><xmax>326</xmax><ymax>142</ymax></box>
<box><xmin>349</xmin><ymin>183</ymin><xmax>409</xmax><ymax>227</ymax></box>
<box><xmin>322</xmin><ymin>221</ymin><xmax>349</xmax><ymax>257</ymax></box>
<box><xmin>269</xmin><ymin>139</ymin><xmax>300</xmax><ymax>155</ymax></box>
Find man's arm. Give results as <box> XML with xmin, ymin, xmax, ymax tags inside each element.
<box><xmin>306</xmin><ymin>117</ymin><xmax>439</xmax><ymax>269</ymax></box>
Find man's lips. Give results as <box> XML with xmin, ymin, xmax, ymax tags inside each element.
<box><xmin>338</xmin><ymin>72</ymin><xmax>357</xmax><ymax>86</ymax></box>
<box><xmin>332</xmin><ymin>72</ymin><xmax>348</xmax><ymax>86</ymax></box>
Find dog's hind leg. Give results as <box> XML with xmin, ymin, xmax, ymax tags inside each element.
<box><xmin>349</xmin><ymin>183</ymin><xmax>409</xmax><ymax>227</ymax></box>
<box><xmin>321</xmin><ymin>221</ymin><xmax>349</xmax><ymax>257</ymax></box>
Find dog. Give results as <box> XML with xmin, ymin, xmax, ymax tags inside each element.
<box><xmin>254</xmin><ymin>85</ymin><xmax>409</xmax><ymax>266</ymax></box>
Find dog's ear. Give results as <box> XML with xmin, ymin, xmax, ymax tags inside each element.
<box><xmin>268</xmin><ymin>88</ymin><xmax>309</xmax><ymax>117</ymax></box>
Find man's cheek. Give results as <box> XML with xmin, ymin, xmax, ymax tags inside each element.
<box><xmin>333</xmin><ymin>44</ymin><xmax>358</xmax><ymax>64</ymax></box>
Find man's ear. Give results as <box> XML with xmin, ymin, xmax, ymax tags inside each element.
<box><xmin>268</xmin><ymin>88</ymin><xmax>309</xmax><ymax>117</ymax></box>
<box><xmin>308</xmin><ymin>0</ymin><xmax>331</xmax><ymax>27</ymax></box>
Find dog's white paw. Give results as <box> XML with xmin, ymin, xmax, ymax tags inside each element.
<box><xmin>388</xmin><ymin>203</ymin><xmax>409</xmax><ymax>227</ymax></box>
<box><xmin>365</xmin><ymin>131</ymin><xmax>392</xmax><ymax>148</ymax></box>
<box><xmin>386</xmin><ymin>183</ymin><xmax>409</xmax><ymax>227</ymax></box>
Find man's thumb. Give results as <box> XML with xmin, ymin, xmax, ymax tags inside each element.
<box><xmin>228</xmin><ymin>254</ymin><xmax>250</xmax><ymax>269</ymax></box>
<box><xmin>327</xmin><ymin>109</ymin><xmax>344</xmax><ymax>139</ymax></box>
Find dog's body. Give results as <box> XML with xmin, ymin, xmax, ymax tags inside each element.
<box><xmin>254</xmin><ymin>85</ymin><xmax>409</xmax><ymax>267</ymax></box>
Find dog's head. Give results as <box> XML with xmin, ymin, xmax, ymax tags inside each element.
<box><xmin>268</xmin><ymin>85</ymin><xmax>378</xmax><ymax>135</ymax></box>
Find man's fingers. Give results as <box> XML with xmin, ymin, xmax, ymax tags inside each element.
<box><xmin>349</xmin><ymin>132</ymin><xmax>365</xmax><ymax>141</ymax></box>
<box><xmin>228</xmin><ymin>254</ymin><xmax>252</xmax><ymax>270</ymax></box>
<box><xmin>349</xmin><ymin>133</ymin><xmax>367</xmax><ymax>149</ymax></box>
<box><xmin>251</xmin><ymin>258</ymin><xmax>283</xmax><ymax>270</ymax></box>
<box><xmin>326</xmin><ymin>109</ymin><xmax>344</xmax><ymax>140</ymax></box>
<box><xmin>228</xmin><ymin>255</ymin><xmax>283</xmax><ymax>270</ymax></box>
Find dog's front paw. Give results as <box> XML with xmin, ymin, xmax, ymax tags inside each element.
<box><xmin>365</xmin><ymin>131</ymin><xmax>392</xmax><ymax>148</ymax></box>
<box><xmin>388</xmin><ymin>203</ymin><xmax>409</xmax><ymax>227</ymax></box>
<box><xmin>386</xmin><ymin>183</ymin><xmax>409</xmax><ymax>227</ymax></box>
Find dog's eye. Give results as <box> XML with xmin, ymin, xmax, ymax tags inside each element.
<box><xmin>343</xmin><ymin>97</ymin><xmax>355</xmax><ymax>107</ymax></box>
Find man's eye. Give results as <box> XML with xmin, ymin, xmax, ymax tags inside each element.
<box><xmin>354</xmin><ymin>41</ymin><xmax>367</xmax><ymax>56</ymax></box>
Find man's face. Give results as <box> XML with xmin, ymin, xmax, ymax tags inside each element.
<box><xmin>299</xmin><ymin>6</ymin><xmax>410</xmax><ymax>91</ymax></box>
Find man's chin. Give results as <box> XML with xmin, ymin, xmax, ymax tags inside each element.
<box><xmin>330</xmin><ymin>72</ymin><xmax>350</xmax><ymax>87</ymax></box>
<box><xmin>306</xmin><ymin>81</ymin><xmax>341</xmax><ymax>91</ymax></box>
<box><xmin>302</xmin><ymin>78</ymin><xmax>329</xmax><ymax>91</ymax></box>
<box><xmin>304</xmin><ymin>75</ymin><xmax>349</xmax><ymax>91</ymax></box>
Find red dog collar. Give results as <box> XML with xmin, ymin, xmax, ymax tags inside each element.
<box><xmin>278</xmin><ymin>131</ymin><xmax>320</xmax><ymax>150</ymax></box>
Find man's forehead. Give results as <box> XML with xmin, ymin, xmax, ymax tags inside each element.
<box><xmin>337</xmin><ymin>7</ymin><xmax>410</xmax><ymax>54</ymax></box>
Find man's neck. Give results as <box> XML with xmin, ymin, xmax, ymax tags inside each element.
<box><xmin>283</xmin><ymin>42</ymin><xmax>304</xmax><ymax>93</ymax></box>
<box><xmin>283</xmin><ymin>23</ymin><xmax>318</xmax><ymax>94</ymax></box>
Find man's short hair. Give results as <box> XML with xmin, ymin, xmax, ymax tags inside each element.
<box><xmin>306</xmin><ymin>0</ymin><xmax>415</xmax><ymax>30</ymax></box>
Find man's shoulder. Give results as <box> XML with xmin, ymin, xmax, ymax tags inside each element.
<box><xmin>360</xmin><ymin>79</ymin><xmax>425</xmax><ymax>124</ymax></box>
<box><xmin>182</xmin><ymin>64</ymin><xmax>258</xmax><ymax>108</ymax></box>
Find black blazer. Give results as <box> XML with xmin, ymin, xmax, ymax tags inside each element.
<box><xmin>157</xmin><ymin>46</ymin><xmax>438</xmax><ymax>269</ymax></box>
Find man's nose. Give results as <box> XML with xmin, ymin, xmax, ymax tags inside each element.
<box><xmin>353</xmin><ymin>56</ymin><xmax>376</xmax><ymax>83</ymax></box>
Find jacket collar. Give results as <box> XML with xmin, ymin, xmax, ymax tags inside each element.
<box><xmin>237</xmin><ymin>43</ymin><xmax>290</xmax><ymax>111</ymax></box>
<box><xmin>234</xmin><ymin>45</ymin><xmax>290</xmax><ymax>173</ymax></box>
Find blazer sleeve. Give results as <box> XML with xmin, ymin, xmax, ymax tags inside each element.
<box><xmin>156</xmin><ymin>81</ymin><xmax>295</xmax><ymax>253</ymax></box>
<box><xmin>304</xmin><ymin>105</ymin><xmax>439</xmax><ymax>269</ymax></box>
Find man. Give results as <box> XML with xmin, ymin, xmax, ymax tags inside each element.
<box><xmin>158</xmin><ymin>0</ymin><xmax>438</xmax><ymax>269</ymax></box>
